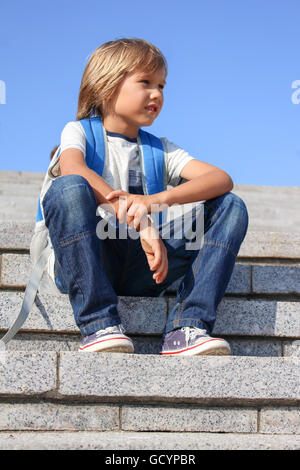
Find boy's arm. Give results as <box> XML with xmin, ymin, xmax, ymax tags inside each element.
<box><xmin>60</xmin><ymin>148</ymin><xmax>141</xmax><ymax>226</ymax></box>
<box><xmin>156</xmin><ymin>159</ymin><xmax>234</xmax><ymax>207</ymax></box>
<box><xmin>60</xmin><ymin>148</ymin><xmax>116</xmax><ymax>206</ymax></box>
<box><xmin>106</xmin><ymin>159</ymin><xmax>233</xmax><ymax>228</ymax></box>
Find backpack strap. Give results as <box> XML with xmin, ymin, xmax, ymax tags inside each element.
<box><xmin>1</xmin><ymin>146</ymin><xmax>62</xmax><ymax>345</ymax></box>
<box><xmin>79</xmin><ymin>117</ymin><xmax>106</xmax><ymax>175</ymax></box>
<box><xmin>36</xmin><ymin>198</ymin><xmax>44</xmax><ymax>222</ymax></box>
<box><xmin>0</xmin><ymin>242</ymin><xmax>52</xmax><ymax>347</ymax></box>
<box><xmin>138</xmin><ymin>129</ymin><xmax>165</xmax><ymax>196</ymax></box>
<box><xmin>138</xmin><ymin>129</ymin><xmax>165</xmax><ymax>227</ymax></box>
<box><xmin>35</xmin><ymin>118</ymin><xmax>105</xmax><ymax>224</ymax></box>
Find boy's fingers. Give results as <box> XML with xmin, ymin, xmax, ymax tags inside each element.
<box><xmin>128</xmin><ymin>204</ymin><xmax>147</xmax><ymax>218</ymax></box>
<box><xmin>153</xmin><ymin>255</ymin><xmax>168</xmax><ymax>277</ymax></box>
<box><xmin>117</xmin><ymin>196</ymin><xmax>129</xmax><ymax>223</ymax></box>
<box><xmin>105</xmin><ymin>192</ymin><xmax>116</xmax><ymax>200</ymax></box>
<box><xmin>127</xmin><ymin>215</ymin><xmax>135</xmax><ymax>228</ymax></box>
<box><xmin>127</xmin><ymin>204</ymin><xmax>138</xmax><ymax>217</ymax></box>
<box><xmin>152</xmin><ymin>246</ymin><xmax>168</xmax><ymax>283</ymax></box>
<box><xmin>140</xmin><ymin>229</ymin><xmax>167</xmax><ymax>283</ymax></box>
<box><xmin>106</xmin><ymin>190</ymin><xmax>123</xmax><ymax>200</ymax></box>
<box><xmin>151</xmin><ymin>248</ymin><xmax>162</xmax><ymax>271</ymax></box>
<box><xmin>134</xmin><ymin>212</ymin><xmax>147</xmax><ymax>229</ymax></box>
<box><xmin>127</xmin><ymin>206</ymin><xmax>143</xmax><ymax>228</ymax></box>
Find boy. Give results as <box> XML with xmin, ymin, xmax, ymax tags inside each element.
<box><xmin>39</xmin><ymin>38</ymin><xmax>248</xmax><ymax>355</ymax></box>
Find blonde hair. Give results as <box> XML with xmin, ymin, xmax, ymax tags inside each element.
<box><xmin>76</xmin><ymin>38</ymin><xmax>167</xmax><ymax>120</ymax></box>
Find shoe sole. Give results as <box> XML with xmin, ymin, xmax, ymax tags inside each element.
<box><xmin>160</xmin><ymin>339</ymin><xmax>231</xmax><ymax>356</ymax></box>
<box><xmin>79</xmin><ymin>336</ymin><xmax>134</xmax><ymax>353</ymax></box>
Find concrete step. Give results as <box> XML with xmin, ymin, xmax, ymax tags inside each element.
<box><xmin>0</xmin><ymin>291</ymin><xmax>299</xmax><ymax>356</ymax></box>
<box><xmin>0</xmin><ymin>431</ymin><xmax>299</xmax><ymax>450</ymax></box>
<box><xmin>2</xmin><ymin>220</ymin><xmax>300</xmax><ymax>259</ymax></box>
<box><xmin>233</xmin><ymin>184</ymin><xmax>300</xmax><ymax>233</ymax></box>
<box><xmin>61</xmin><ymin>354</ymin><xmax>300</xmax><ymax>405</ymax></box>
<box><xmin>1</xmin><ymin>170</ymin><xmax>300</xmax><ymax>233</ymax></box>
<box><xmin>1</xmin><ymin>222</ymin><xmax>299</xmax><ymax>356</ymax></box>
<box><xmin>0</xmin><ymin>171</ymin><xmax>44</xmax><ymax>222</ymax></box>
<box><xmin>0</xmin><ymin>352</ymin><xmax>299</xmax><ymax>448</ymax></box>
<box><xmin>2</xmin><ymin>252</ymin><xmax>300</xmax><ymax>296</ymax></box>
<box><xmin>0</xmin><ymin>173</ymin><xmax>299</xmax><ymax>448</ymax></box>
<box><xmin>0</xmin><ymin>351</ymin><xmax>299</xmax><ymax>447</ymax></box>
<box><xmin>2</xmin><ymin>404</ymin><xmax>298</xmax><ymax>437</ymax></box>
<box><xmin>1</xmin><ymin>352</ymin><xmax>299</xmax><ymax>406</ymax></box>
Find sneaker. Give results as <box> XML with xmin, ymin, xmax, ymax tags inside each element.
<box><xmin>79</xmin><ymin>324</ymin><xmax>134</xmax><ymax>353</ymax></box>
<box><xmin>160</xmin><ymin>327</ymin><xmax>231</xmax><ymax>356</ymax></box>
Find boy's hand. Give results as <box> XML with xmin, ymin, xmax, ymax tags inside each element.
<box><xmin>105</xmin><ymin>189</ymin><xmax>164</xmax><ymax>230</ymax></box>
<box><xmin>103</xmin><ymin>197</ymin><xmax>168</xmax><ymax>284</ymax></box>
<box><xmin>137</xmin><ymin>216</ymin><xmax>168</xmax><ymax>285</ymax></box>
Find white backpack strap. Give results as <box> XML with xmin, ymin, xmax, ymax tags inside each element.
<box><xmin>0</xmin><ymin>243</ymin><xmax>52</xmax><ymax>346</ymax></box>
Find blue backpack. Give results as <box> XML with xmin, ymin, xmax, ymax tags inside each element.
<box><xmin>1</xmin><ymin>117</ymin><xmax>165</xmax><ymax>346</ymax></box>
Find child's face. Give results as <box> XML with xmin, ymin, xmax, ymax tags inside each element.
<box><xmin>104</xmin><ymin>68</ymin><xmax>166</xmax><ymax>138</ymax></box>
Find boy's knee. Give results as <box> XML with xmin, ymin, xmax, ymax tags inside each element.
<box><xmin>48</xmin><ymin>175</ymin><xmax>94</xmax><ymax>204</ymax></box>
<box><xmin>43</xmin><ymin>174</ymin><xmax>97</xmax><ymax>223</ymax></box>
<box><xmin>221</xmin><ymin>192</ymin><xmax>249</xmax><ymax>235</ymax></box>
<box><xmin>222</xmin><ymin>192</ymin><xmax>247</xmax><ymax>212</ymax></box>
<box><xmin>51</xmin><ymin>174</ymin><xmax>90</xmax><ymax>193</ymax></box>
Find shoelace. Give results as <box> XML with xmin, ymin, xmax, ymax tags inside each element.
<box><xmin>96</xmin><ymin>324</ymin><xmax>124</xmax><ymax>337</ymax></box>
<box><xmin>180</xmin><ymin>326</ymin><xmax>207</xmax><ymax>345</ymax></box>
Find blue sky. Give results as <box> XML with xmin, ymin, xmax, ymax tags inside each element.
<box><xmin>0</xmin><ymin>0</ymin><xmax>299</xmax><ymax>186</ymax></box>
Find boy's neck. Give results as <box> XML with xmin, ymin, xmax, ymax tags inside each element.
<box><xmin>102</xmin><ymin>116</ymin><xmax>139</xmax><ymax>139</ymax></box>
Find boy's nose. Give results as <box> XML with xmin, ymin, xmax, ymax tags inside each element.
<box><xmin>150</xmin><ymin>88</ymin><xmax>162</xmax><ymax>101</ymax></box>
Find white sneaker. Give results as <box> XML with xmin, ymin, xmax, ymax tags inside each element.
<box><xmin>160</xmin><ymin>327</ymin><xmax>231</xmax><ymax>356</ymax></box>
<box><xmin>79</xmin><ymin>324</ymin><xmax>134</xmax><ymax>353</ymax></box>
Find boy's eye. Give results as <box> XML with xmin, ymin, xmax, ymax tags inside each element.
<box><xmin>140</xmin><ymin>80</ymin><xmax>164</xmax><ymax>90</ymax></box>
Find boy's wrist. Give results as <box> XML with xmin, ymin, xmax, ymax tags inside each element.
<box><xmin>151</xmin><ymin>191</ymin><xmax>169</xmax><ymax>208</ymax></box>
<box><xmin>138</xmin><ymin>218</ymin><xmax>160</xmax><ymax>241</ymax></box>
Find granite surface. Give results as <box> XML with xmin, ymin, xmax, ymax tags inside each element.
<box><xmin>0</xmin><ymin>431</ymin><xmax>299</xmax><ymax>450</ymax></box>
<box><xmin>58</xmin><ymin>353</ymin><xmax>300</xmax><ymax>405</ymax></box>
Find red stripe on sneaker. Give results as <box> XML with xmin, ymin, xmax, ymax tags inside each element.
<box><xmin>160</xmin><ymin>338</ymin><xmax>224</xmax><ymax>355</ymax></box>
<box><xmin>79</xmin><ymin>336</ymin><xmax>133</xmax><ymax>350</ymax></box>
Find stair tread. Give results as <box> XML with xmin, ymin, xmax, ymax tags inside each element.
<box><xmin>0</xmin><ymin>430</ymin><xmax>299</xmax><ymax>450</ymax></box>
<box><xmin>58</xmin><ymin>353</ymin><xmax>300</xmax><ymax>404</ymax></box>
<box><xmin>0</xmin><ymin>352</ymin><xmax>299</xmax><ymax>405</ymax></box>
<box><xmin>1</xmin><ymin>221</ymin><xmax>300</xmax><ymax>258</ymax></box>
<box><xmin>2</xmin><ymin>252</ymin><xmax>300</xmax><ymax>295</ymax></box>
<box><xmin>0</xmin><ymin>291</ymin><xmax>299</xmax><ymax>338</ymax></box>
<box><xmin>1</xmin><ymin>170</ymin><xmax>300</xmax><ymax>234</ymax></box>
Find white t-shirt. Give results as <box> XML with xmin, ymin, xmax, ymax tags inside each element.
<box><xmin>60</xmin><ymin>121</ymin><xmax>195</xmax><ymax>193</ymax></box>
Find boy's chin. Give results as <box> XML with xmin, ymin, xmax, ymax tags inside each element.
<box><xmin>141</xmin><ymin>116</ymin><xmax>157</xmax><ymax>127</ymax></box>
